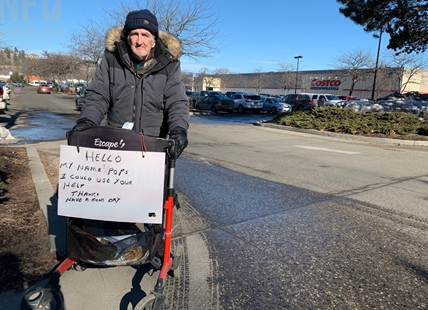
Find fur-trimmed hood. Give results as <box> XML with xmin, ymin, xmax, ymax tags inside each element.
<box><xmin>105</xmin><ymin>26</ymin><xmax>182</xmax><ymax>60</ymax></box>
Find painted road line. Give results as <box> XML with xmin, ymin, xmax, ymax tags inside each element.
<box><xmin>296</xmin><ymin>145</ymin><xmax>361</xmax><ymax>155</ymax></box>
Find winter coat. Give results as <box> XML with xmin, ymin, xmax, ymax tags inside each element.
<box><xmin>78</xmin><ymin>27</ymin><xmax>189</xmax><ymax>138</ymax></box>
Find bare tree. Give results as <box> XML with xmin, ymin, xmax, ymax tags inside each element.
<box><xmin>330</xmin><ymin>49</ymin><xmax>375</xmax><ymax>96</ymax></box>
<box><xmin>102</xmin><ymin>0</ymin><xmax>222</xmax><ymax>59</ymax></box>
<box><xmin>196</xmin><ymin>67</ymin><xmax>217</xmax><ymax>90</ymax></box>
<box><xmin>233</xmin><ymin>74</ymin><xmax>251</xmax><ymax>92</ymax></box>
<box><xmin>22</xmin><ymin>57</ymin><xmax>42</xmax><ymax>79</ymax></box>
<box><xmin>181</xmin><ymin>71</ymin><xmax>193</xmax><ymax>90</ymax></box>
<box><xmin>252</xmin><ymin>67</ymin><xmax>269</xmax><ymax>94</ymax></box>
<box><xmin>66</xmin><ymin>19</ymin><xmax>105</xmax><ymax>82</ymax></box>
<box><xmin>276</xmin><ymin>61</ymin><xmax>295</xmax><ymax>95</ymax></box>
<box><xmin>30</xmin><ymin>52</ymin><xmax>82</xmax><ymax>82</ymax></box>
<box><xmin>213</xmin><ymin>67</ymin><xmax>234</xmax><ymax>92</ymax></box>
<box><xmin>385</xmin><ymin>52</ymin><xmax>428</xmax><ymax>93</ymax></box>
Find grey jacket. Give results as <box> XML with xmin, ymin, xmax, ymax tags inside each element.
<box><xmin>78</xmin><ymin>27</ymin><xmax>189</xmax><ymax>137</ymax></box>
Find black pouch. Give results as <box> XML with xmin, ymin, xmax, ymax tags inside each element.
<box><xmin>66</xmin><ymin>126</ymin><xmax>170</xmax><ymax>153</ymax></box>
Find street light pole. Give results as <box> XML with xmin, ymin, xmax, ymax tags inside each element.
<box><xmin>294</xmin><ymin>56</ymin><xmax>303</xmax><ymax>94</ymax></box>
<box><xmin>371</xmin><ymin>29</ymin><xmax>383</xmax><ymax>100</ymax></box>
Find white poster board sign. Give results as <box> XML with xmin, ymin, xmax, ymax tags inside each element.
<box><xmin>58</xmin><ymin>145</ymin><xmax>165</xmax><ymax>223</ymax></box>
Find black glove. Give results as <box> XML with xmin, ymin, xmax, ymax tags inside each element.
<box><xmin>72</xmin><ymin>118</ymin><xmax>97</xmax><ymax>131</ymax></box>
<box><xmin>169</xmin><ymin>127</ymin><xmax>188</xmax><ymax>158</ymax></box>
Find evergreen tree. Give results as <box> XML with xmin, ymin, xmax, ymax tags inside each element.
<box><xmin>4</xmin><ymin>48</ymin><xmax>11</xmax><ymax>59</ymax></box>
<box><xmin>337</xmin><ymin>0</ymin><xmax>428</xmax><ymax>54</ymax></box>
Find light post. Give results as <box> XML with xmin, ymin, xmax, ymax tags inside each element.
<box><xmin>371</xmin><ymin>29</ymin><xmax>383</xmax><ymax>100</ymax></box>
<box><xmin>294</xmin><ymin>56</ymin><xmax>303</xmax><ymax>94</ymax></box>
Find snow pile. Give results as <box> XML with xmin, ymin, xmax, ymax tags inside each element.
<box><xmin>0</xmin><ymin>126</ymin><xmax>16</xmax><ymax>143</ymax></box>
<box><xmin>345</xmin><ymin>92</ymin><xmax>428</xmax><ymax>115</ymax></box>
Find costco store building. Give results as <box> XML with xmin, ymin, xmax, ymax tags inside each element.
<box><xmin>197</xmin><ymin>68</ymin><xmax>428</xmax><ymax>99</ymax></box>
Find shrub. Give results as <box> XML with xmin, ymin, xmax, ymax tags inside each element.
<box><xmin>272</xmin><ymin>106</ymin><xmax>428</xmax><ymax>137</ymax></box>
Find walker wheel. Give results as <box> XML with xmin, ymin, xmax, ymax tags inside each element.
<box><xmin>20</xmin><ymin>284</ymin><xmax>64</xmax><ymax>310</ymax></box>
<box><xmin>169</xmin><ymin>265</ymin><xmax>180</xmax><ymax>278</ymax></box>
<box><xmin>134</xmin><ymin>293</ymin><xmax>166</xmax><ymax>310</ymax></box>
<box><xmin>73</xmin><ymin>263</ymin><xmax>87</xmax><ymax>272</ymax></box>
<box><xmin>168</xmin><ymin>255</ymin><xmax>181</xmax><ymax>278</ymax></box>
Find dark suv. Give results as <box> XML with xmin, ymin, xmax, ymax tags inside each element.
<box><xmin>282</xmin><ymin>94</ymin><xmax>315</xmax><ymax>111</ymax></box>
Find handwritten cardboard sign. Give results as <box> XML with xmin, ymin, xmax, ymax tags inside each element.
<box><xmin>58</xmin><ymin>145</ymin><xmax>165</xmax><ymax>223</ymax></box>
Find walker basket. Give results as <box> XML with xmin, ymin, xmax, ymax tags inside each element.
<box><xmin>66</xmin><ymin>218</ymin><xmax>159</xmax><ymax>266</ymax></box>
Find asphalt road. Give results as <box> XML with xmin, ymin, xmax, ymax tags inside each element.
<box><xmin>179</xmin><ymin>123</ymin><xmax>428</xmax><ymax>309</ymax></box>
<box><xmin>2</xmin><ymin>88</ymin><xmax>428</xmax><ymax>309</ymax></box>
<box><xmin>1</xmin><ymin>86</ymin><xmax>79</xmax><ymax>143</ymax></box>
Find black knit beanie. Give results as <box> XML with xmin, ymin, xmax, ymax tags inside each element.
<box><xmin>124</xmin><ymin>9</ymin><xmax>159</xmax><ymax>38</ymax></box>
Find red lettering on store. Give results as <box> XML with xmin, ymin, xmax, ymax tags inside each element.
<box><xmin>311</xmin><ymin>79</ymin><xmax>342</xmax><ymax>87</ymax></box>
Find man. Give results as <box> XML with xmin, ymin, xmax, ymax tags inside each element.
<box><xmin>73</xmin><ymin>9</ymin><xmax>189</xmax><ymax>156</ymax></box>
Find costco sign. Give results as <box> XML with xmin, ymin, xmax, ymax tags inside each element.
<box><xmin>310</xmin><ymin>79</ymin><xmax>342</xmax><ymax>91</ymax></box>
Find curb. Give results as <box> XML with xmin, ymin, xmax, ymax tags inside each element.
<box><xmin>255</xmin><ymin>121</ymin><xmax>428</xmax><ymax>147</ymax></box>
<box><xmin>25</xmin><ymin>141</ymin><xmax>67</xmax><ymax>254</ymax></box>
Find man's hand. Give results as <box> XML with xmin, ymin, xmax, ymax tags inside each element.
<box><xmin>72</xmin><ymin>118</ymin><xmax>97</xmax><ymax>131</ymax></box>
<box><xmin>169</xmin><ymin>127</ymin><xmax>188</xmax><ymax>158</ymax></box>
<box><xmin>66</xmin><ymin>119</ymin><xmax>97</xmax><ymax>141</ymax></box>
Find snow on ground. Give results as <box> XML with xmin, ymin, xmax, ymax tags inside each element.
<box><xmin>345</xmin><ymin>92</ymin><xmax>428</xmax><ymax>115</ymax></box>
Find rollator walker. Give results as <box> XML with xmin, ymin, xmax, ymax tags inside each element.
<box><xmin>21</xmin><ymin>126</ymin><xmax>181</xmax><ymax>310</ymax></box>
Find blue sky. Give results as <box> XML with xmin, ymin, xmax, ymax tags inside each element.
<box><xmin>1</xmin><ymin>0</ymin><xmax>425</xmax><ymax>74</ymax></box>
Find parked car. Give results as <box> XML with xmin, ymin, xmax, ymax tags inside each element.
<box><xmin>299</xmin><ymin>93</ymin><xmax>321</xmax><ymax>106</ymax></box>
<box><xmin>261</xmin><ymin>97</ymin><xmax>292</xmax><ymax>114</ymax></box>
<box><xmin>74</xmin><ymin>83</ymin><xmax>86</xmax><ymax>94</ymax></box>
<box><xmin>224</xmin><ymin>91</ymin><xmax>246</xmax><ymax>98</ymax></box>
<box><xmin>282</xmin><ymin>93</ymin><xmax>316</xmax><ymax>111</ymax></box>
<box><xmin>0</xmin><ymin>87</ymin><xmax>6</xmax><ymax>111</ymax></box>
<box><xmin>317</xmin><ymin>94</ymin><xmax>346</xmax><ymax>107</ymax></box>
<box><xmin>195</xmin><ymin>94</ymin><xmax>234</xmax><ymax>113</ymax></box>
<box><xmin>4</xmin><ymin>85</ymin><xmax>10</xmax><ymax>100</ymax></box>
<box><xmin>186</xmin><ymin>90</ymin><xmax>199</xmax><ymax>108</ymax></box>
<box><xmin>229</xmin><ymin>93</ymin><xmax>263</xmax><ymax>114</ymax></box>
<box><xmin>12</xmin><ymin>81</ymin><xmax>24</xmax><ymax>87</ymax></box>
<box><xmin>0</xmin><ymin>82</ymin><xmax>10</xmax><ymax>100</ymax></box>
<box><xmin>29</xmin><ymin>81</ymin><xmax>40</xmax><ymax>87</ymax></box>
<box><xmin>60</xmin><ymin>83</ymin><xmax>68</xmax><ymax>92</ymax></box>
<box><xmin>338</xmin><ymin>95</ymin><xmax>358</xmax><ymax>101</ymax></box>
<box><xmin>196</xmin><ymin>90</ymin><xmax>223</xmax><ymax>103</ymax></box>
<box><xmin>75</xmin><ymin>89</ymin><xmax>86</xmax><ymax>111</ymax></box>
<box><xmin>37</xmin><ymin>83</ymin><xmax>51</xmax><ymax>94</ymax></box>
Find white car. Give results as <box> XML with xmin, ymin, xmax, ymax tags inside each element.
<box><xmin>229</xmin><ymin>93</ymin><xmax>263</xmax><ymax>114</ymax></box>
<box><xmin>261</xmin><ymin>97</ymin><xmax>292</xmax><ymax>114</ymax></box>
<box><xmin>317</xmin><ymin>94</ymin><xmax>346</xmax><ymax>107</ymax></box>
<box><xmin>29</xmin><ymin>81</ymin><xmax>40</xmax><ymax>87</ymax></box>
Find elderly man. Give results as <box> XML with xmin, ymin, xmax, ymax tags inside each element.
<box><xmin>73</xmin><ymin>9</ymin><xmax>189</xmax><ymax>156</ymax></box>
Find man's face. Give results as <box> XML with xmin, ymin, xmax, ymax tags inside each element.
<box><xmin>128</xmin><ymin>29</ymin><xmax>156</xmax><ymax>61</ymax></box>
